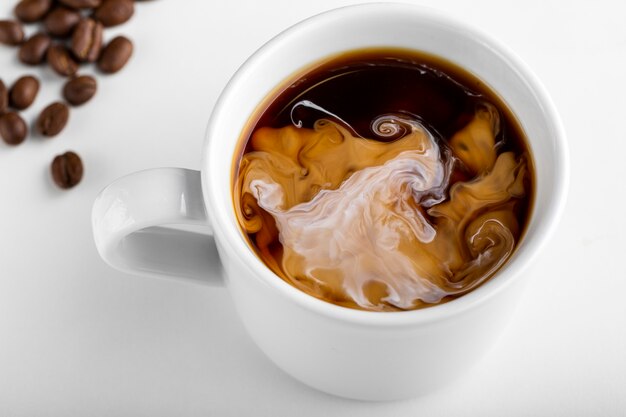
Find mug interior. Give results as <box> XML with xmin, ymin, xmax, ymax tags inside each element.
<box><xmin>202</xmin><ymin>3</ymin><xmax>568</xmax><ymax>324</ymax></box>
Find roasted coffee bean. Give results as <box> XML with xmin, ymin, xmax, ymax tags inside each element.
<box><xmin>0</xmin><ymin>112</ymin><xmax>28</xmax><ymax>145</ymax></box>
<box><xmin>98</xmin><ymin>36</ymin><xmax>133</xmax><ymax>73</ymax></box>
<box><xmin>0</xmin><ymin>20</ymin><xmax>25</xmax><ymax>46</ymax></box>
<box><xmin>37</xmin><ymin>102</ymin><xmax>69</xmax><ymax>137</ymax></box>
<box><xmin>51</xmin><ymin>151</ymin><xmax>83</xmax><ymax>189</ymax></box>
<box><xmin>47</xmin><ymin>44</ymin><xmax>78</xmax><ymax>77</ymax></box>
<box><xmin>9</xmin><ymin>76</ymin><xmax>40</xmax><ymax>110</ymax></box>
<box><xmin>0</xmin><ymin>80</ymin><xmax>8</xmax><ymax>115</ymax></box>
<box><xmin>63</xmin><ymin>75</ymin><xmax>97</xmax><ymax>105</ymax></box>
<box><xmin>94</xmin><ymin>0</ymin><xmax>134</xmax><ymax>27</ymax></box>
<box><xmin>57</xmin><ymin>0</ymin><xmax>102</xmax><ymax>9</ymax></box>
<box><xmin>14</xmin><ymin>0</ymin><xmax>52</xmax><ymax>23</ymax></box>
<box><xmin>71</xmin><ymin>18</ymin><xmax>103</xmax><ymax>62</ymax></box>
<box><xmin>18</xmin><ymin>33</ymin><xmax>51</xmax><ymax>65</ymax></box>
<box><xmin>43</xmin><ymin>6</ymin><xmax>81</xmax><ymax>37</ymax></box>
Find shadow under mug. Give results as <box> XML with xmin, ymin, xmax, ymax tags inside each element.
<box><xmin>92</xmin><ymin>3</ymin><xmax>568</xmax><ymax>401</ymax></box>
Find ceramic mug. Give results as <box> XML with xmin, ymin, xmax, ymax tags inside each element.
<box><xmin>92</xmin><ymin>3</ymin><xmax>568</xmax><ymax>401</ymax></box>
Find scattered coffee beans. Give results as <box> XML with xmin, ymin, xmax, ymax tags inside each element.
<box><xmin>98</xmin><ymin>36</ymin><xmax>132</xmax><ymax>73</ymax></box>
<box><xmin>43</xmin><ymin>6</ymin><xmax>81</xmax><ymax>37</ymax></box>
<box><xmin>63</xmin><ymin>75</ymin><xmax>97</xmax><ymax>105</ymax></box>
<box><xmin>51</xmin><ymin>151</ymin><xmax>83</xmax><ymax>189</ymax></box>
<box><xmin>9</xmin><ymin>75</ymin><xmax>40</xmax><ymax>110</ymax></box>
<box><xmin>0</xmin><ymin>112</ymin><xmax>28</xmax><ymax>145</ymax></box>
<box><xmin>0</xmin><ymin>20</ymin><xmax>24</xmax><ymax>45</ymax></box>
<box><xmin>2</xmin><ymin>0</ymin><xmax>151</xmax><ymax>189</ymax></box>
<box><xmin>37</xmin><ymin>102</ymin><xmax>69</xmax><ymax>137</ymax></box>
<box><xmin>0</xmin><ymin>80</ymin><xmax>8</xmax><ymax>114</ymax></box>
<box><xmin>47</xmin><ymin>43</ymin><xmax>78</xmax><ymax>76</ymax></box>
<box><xmin>18</xmin><ymin>32</ymin><xmax>51</xmax><ymax>65</ymax></box>
<box><xmin>71</xmin><ymin>18</ymin><xmax>103</xmax><ymax>62</ymax></box>
<box><xmin>14</xmin><ymin>0</ymin><xmax>52</xmax><ymax>23</ymax></box>
<box><xmin>94</xmin><ymin>0</ymin><xmax>134</xmax><ymax>27</ymax></box>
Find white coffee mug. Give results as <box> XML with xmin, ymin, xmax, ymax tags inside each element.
<box><xmin>92</xmin><ymin>3</ymin><xmax>568</xmax><ymax>401</ymax></box>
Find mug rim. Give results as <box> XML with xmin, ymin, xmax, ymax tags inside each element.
<box><xmin>202</xmin><ymin>2</ymin><xmax>569</xmax><ymax>326</ymax></box>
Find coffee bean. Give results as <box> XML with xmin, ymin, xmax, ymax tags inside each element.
<box><xmin>0</xmin><ymin>80</ymin><xmax>8</xmax><ymax>115</ymax></box>
<box><xmin>43</xmin><ymin>6</ymin><xmax>81</xmax><ymax>38</ymax></box>
<box><xmin>47</xmin><ymin>44</ymin><xmax>78</xmax><ymax>77</ymax></box>
<box><xmin>57</xmin><ymin>0</ymin><xmax>102</xmax><ymax>9</ymax></box>
<box><xmin>71</xmin><ymin>18</ymin><xmax>103</xmax><ymax>62</ymax></box>
<box><xmin>9</xmin><ymin>76</ymin><xmax>40</xmax><ymax>110</ymax></box>
<box><xmin>51</xmin><ymin>151</ymin><xmax>83</xmax><ymax>189</ymax></box>
<box><xmin>0</xmin><ymin>112</ymin><xmax>28</xmax><ymax>145</ymax></box>
<box><xmin>98</xmin><ymin>36</ymin><xmax>133</xmax><ymax>74</ymax></box>
<box><xmin>37</xmin><ymin>102</ymin><xmax>69</xmax><ymax>137</ymax></box>
<box><xmin>14</xmin><ymin>0</ymin><xmax>52</xmax><ymax>23</ymax></box>
<box><xmin>0</xmin><ymin>20</ymin><xmax>25</xmax><ymax>46</ymax></box>
<box><xmin>63</xmin><ymin>75</ymin><xmax>97</xmax><ymax>106</ymax></box>
<box><xmin>94</xmin><ymin>0</ymin><xmax>134</xmax><ymax>27</ymax></box>
<box><xmin>18</xmin><ymin>33</ymin><xmax>51</xmax><ymax>65</ymax></box>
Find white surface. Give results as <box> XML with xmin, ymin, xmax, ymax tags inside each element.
<box><xmin>0</xmin><ymin>0</ymin><xmax>624</xmax><ymax>415</ymax></box>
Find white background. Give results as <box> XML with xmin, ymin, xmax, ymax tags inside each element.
<box><xmin>1</xmin><ymin>0</ymin><xmax>624</xmax><ymax>415</ymax></box>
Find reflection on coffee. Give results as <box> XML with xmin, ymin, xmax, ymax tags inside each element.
<box><xmin>233</xmin><ymin>48</ymin><xmax>534</xmax><ymax>311</ymax></box>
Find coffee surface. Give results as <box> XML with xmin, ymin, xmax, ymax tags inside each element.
<box><xmin>234</xmin><ymin>48</ymin><xmax>534</xmax><ymax>311</ymax></box>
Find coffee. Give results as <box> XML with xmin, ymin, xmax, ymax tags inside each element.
<box><xmin>9</xmin><ymin>75</ymin><xmax>40</xmax><ymax>110</ymax></box>
<box><xmin>51</xmin><ymin>151</ymin><xmax>83</xmax><ymax>189</ymax></box>
<box><xmin>63</xmin><ymin>75</ymin><xmax>97</xmax><ymax>106</ymax></box>
<box><xmin>14</xmin><ymin>0</ymin><xmax>52</xmax><ymax>23</ymax></box>
<box><xmin>233</xmin><ymin>48</ymin><xmax>534</xmax><ymax>312</ymax></box>
<box><xmin>47</xmin><ymin>44</ymin><xmax>79</xmax><ymax>77</ymax></box>
<box><xmin>43</xmin><ymin>7</ymin><xmax>81</xmax><ymax>37</ymax></box>
<box><xmin>97</xmin><ymin>36</ymin><xmax>133</xmax><ymax>74</ymax></box>
<box><xmin>93</xmin><ymin>0</ymin><xmax>134</xmax><ymax>27</ymax></box>
<box><xmin>37</xmin><ymin>101</ymin><xmax>69</xmax><ymax>137</ymax></box>
<box><xmin>19</xmin><ymin>33</ymin><xmax>52</xmax><ymax>65</ymax></box>
<box><xmin>71</xmin><ymin>18</ymin><xmax>103</xmax><ymax>62</ymax></box>
<box><xmin>0</xmin><ymin>20</ymin><xmax>24</xmax><ymax>45</ymax></box>
<box><xmin>0</xmin><ymin>111</ymin><xmax>28</xmax><ymax>145</ymax></box>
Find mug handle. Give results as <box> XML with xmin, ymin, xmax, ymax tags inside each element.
<box><xmin>92</xmin><ymin>168</ymin><xmax>223</xmax><ymax>285</ymax></box>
